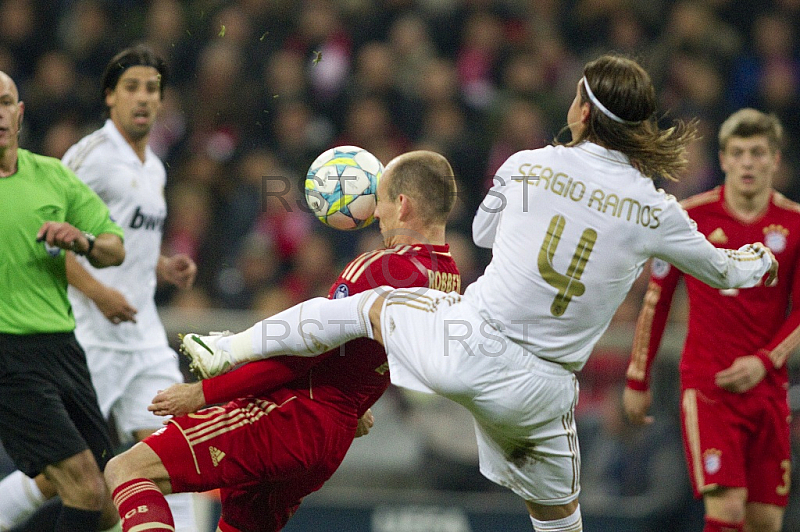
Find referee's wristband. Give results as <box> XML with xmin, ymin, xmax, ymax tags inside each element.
<box><xmin>77</xmin><ymin>232</ymin><xmax>96</xmax><ymax>256</ymax></box>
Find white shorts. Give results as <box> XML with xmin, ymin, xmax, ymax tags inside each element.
<box><xmin>381</xmin><ymin>288</ymin><xmax>581</xmax><ymax>504</ymax></box>
<box><xmin>83</xmin><ymin>344</ymin><xmax>184</xmax><ymax>444</ymax></box>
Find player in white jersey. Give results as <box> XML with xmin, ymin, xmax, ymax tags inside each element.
<box><xmin>0</xmin><ymin>46</ymin><xmax>197</xmax><ymax>532</ymax></box>
<box><xmin>179</xmin><ymin>55</ymin><xmax>778</xmax><ymax>532</ymax></box>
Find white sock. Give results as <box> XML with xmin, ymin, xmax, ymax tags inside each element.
<box><xmin>530</xmin><ymin>505</ymin><xmax>582</xmax><ymax>531</ymax></box>
<box><xmin>218</xmin><ymin>290</ymin><xmax>382</xmax><ymax>363</ymax></box>
<box><xmin>0</xmin><ymin>471</ymin><xmax>47</xmax><ymax>528</ymax></box>
<box><xmin>166</xmin><ymin>492</ymin><xmax>197</xmax><ymax>532</ymax></box>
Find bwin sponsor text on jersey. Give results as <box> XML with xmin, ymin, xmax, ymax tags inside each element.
<box><xmin>129</xmin><ymin>206</ymin><xmax>166</xmax><ymax>231</ymax></box>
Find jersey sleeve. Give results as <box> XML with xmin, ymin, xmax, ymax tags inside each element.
<box><xmin>62</xmin><ymin>163</ymin><xmax>124</xmax><ymax>240</ymax></box>
<box><xmin>649</xmin><ymin>198</ymin><xmax>771</xmax><ymax>289</ymax></box>
<box><xmin>626</xmin><ymin>259</ymin><xmax>682</xmax><ymax>391</ymax></box>
<box><xmin>202</xmin><ymin>356</ymin><xmax>325</xmax><ymax>405</ymax></box>
<box><xmin>473</xmin><ymin>156</ymin><xmax>519</xmax><ymax>249</ymax></box>
<box><xmin>473</xmin><ymin>181</ymin><xmax>506</xmax><ymax>248</ymax></box>
<box><xmin>62</xmin><ymin>145</ymin><xmax>106</xmax><ymax>196</ymax></box>
<box><xmin>356</xmin><ymin>388</ymin><xmax>386</xmax><ymax>418</ymax></box>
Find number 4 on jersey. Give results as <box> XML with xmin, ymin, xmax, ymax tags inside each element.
<box><xmin>538</xmin><ymin>215</ymin><xmax>597</xmax><ymax>316</ymax></box>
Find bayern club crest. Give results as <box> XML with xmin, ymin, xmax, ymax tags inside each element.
<box><xmin>703</xmin><ymin>449</ymin><xmax>722</xmax><ymax>475</ymax></box>
<box><xmin>763</xmin><ymin>224</ymin><xmax>788</xmax><ymax>254</ymax></box>
<box><xmin>333</xmin><ymin>284</ymin><xmax>349</xmax><ymax>299</ymax></box>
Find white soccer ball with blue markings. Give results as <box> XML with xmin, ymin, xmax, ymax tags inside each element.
<box><xmin>304</xmin><ymin>145</ymin><xmax>383</xmax><ymax>230</ymax></box>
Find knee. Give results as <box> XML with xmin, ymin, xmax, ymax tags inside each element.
<box><xmin>745</xmin><ymin>510</ymin><xmax>783</xmax><ymax>532</ymax></box>
<box><xmin>74</xmin><ymin>473</ymin><xmax>108</xmax><ymax>507</ymax></box>
<box><xmin>48</xmin><ymin>454</ymin><xmax>108</xmax><ymax>508</ymax></box>
<box><xmin>104</xmin><ymin>453</ymin><xmax>136</xmax><ymax>493</ymax></box>
<box><xmin>744</xmin><ymin>519</ymin><xmax>781</xmax><ymax>532</ymax></box>
<box><xmin>705</xmin><ymin>488</ymin><xmax>747</xmax><ymax>524</ymax></box>
<box><xmin>525</xmin><ymin>499</ymin><xmax>579</xmax><ymax>521</ymax></box>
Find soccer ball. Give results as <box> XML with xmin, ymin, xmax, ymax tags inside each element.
<box><xmin>304</xmin><ymin>145</ymin><xmax>383</xmax><ymax>230</ymax></box>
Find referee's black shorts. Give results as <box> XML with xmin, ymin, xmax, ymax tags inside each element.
<box><xmin>0</xmin><ymin>332</ymin><xmax>114</xmax><ymax>477</ymax></box>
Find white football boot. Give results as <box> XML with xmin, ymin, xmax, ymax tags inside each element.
<box><xmin>180</xmin><ymin>331</ymin><xmax>236</xmax><ymax>379</ymax></box>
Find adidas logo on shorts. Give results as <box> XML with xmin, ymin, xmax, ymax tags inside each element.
<box><xmin>209</xmin><ymin>446</ymin><xmax>226</xmax><ymax>467</ymax></box>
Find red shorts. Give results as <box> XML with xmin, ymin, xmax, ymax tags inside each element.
<box><xmin>680</xmin><ymin>387</ymin><xmax>791</xmax><ymax>506</ymax></box>
<box><xmin>215</xmin><ymin>485</ymin><xmax>303</xmax><ymax>532</ymax></box>
<box><xmin>144</xmin><ymin>390</ymin><xmax>355</xmax><ymax>531</ymax></box>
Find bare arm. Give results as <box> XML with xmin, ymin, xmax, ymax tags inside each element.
<box><xmin>149</xmin><ymin>382</ymin><xmax>206</xmax><ymax>417</ymax></box>
<box><xmin>82</xmin><ymin>232</ymin><xmax>125</xmax><ymax>268</ymax></box>
<box><xmin>65</xmin><ymin>253</ymin><xmax>137</xmax><ymax>324</ymax></box>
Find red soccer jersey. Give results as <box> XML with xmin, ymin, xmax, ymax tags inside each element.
<box><xmin>150</xmin><ymin>243</ymin><xmax>461</xmax><ymax>531</ymax></box>
<box><xmin>202</xmin><ymin>243</ymin><xmax>461</xmax><ymax>418</ymax></box>
<box><xmin>627</xmin><ymin>187</ymin><xmax>800</xmax><ymax>396</ymax></box>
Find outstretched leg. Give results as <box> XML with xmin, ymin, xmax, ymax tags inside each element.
<box><xmin>181</xmin><ymin>288</ymin><xmax>388</xmax><ymax>378</ymax></box>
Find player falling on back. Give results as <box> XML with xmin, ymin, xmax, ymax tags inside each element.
<box><xmin>103</xmin><ymin>150</ymin><xmax>461</xmax><ymax>532</ymax></box>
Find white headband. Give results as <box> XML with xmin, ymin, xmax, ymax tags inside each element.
<box><xmin>581</xmin><ymin>76</ymin><xmax>640</xmax><ymax>125</ymax></box>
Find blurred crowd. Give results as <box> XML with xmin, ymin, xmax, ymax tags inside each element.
<box><xmin>3</xmin><ymin>2</ymin><xmax>800</xmax><ymax>527</ymax></box>
<box><xmin>4</xmin><ymin>0</ymin><xmax>800</xmax><ymax>316</ymax></box>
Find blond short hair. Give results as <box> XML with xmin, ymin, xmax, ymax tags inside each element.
<box><xmin>718</xmin><ymin>108</ymin><xmax>784</xmax><ymax>152</ymax></box>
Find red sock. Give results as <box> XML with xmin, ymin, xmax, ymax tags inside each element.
<box><xmin>112</xmin><ymin>478</ymin><xmax>175</xmax><ymax>531</ymax></box>
<box><xmin>704</xmin><ymin>516</ymin><xmax>744</xmax><ymax>532</ymax></box>
<box><xmin>218</xmin><ymin>519</ymin><xmax>243</xmax><ymax>532</ymax></box>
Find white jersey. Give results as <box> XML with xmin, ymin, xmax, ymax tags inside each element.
<box><xmin>63</xmin><ymin>120</ymin><xmax>168</xmax><ymax>349</ymax></box>
<box><xmin>466</xmin><ymin>142</ymin><xmax>771</xmax><ymax>370</ymax></box>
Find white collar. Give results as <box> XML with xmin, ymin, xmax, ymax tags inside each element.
<box><xmin>574</xmin><ymin>141</ymin><xmax>631</xmax><ymax>166</ymax></box>
<box><xmin>102</xmin><ymin>119</ymin><xmax>152</xmax><ymax>165</ymax></box>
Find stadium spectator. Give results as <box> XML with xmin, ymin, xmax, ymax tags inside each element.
<box><xmin>579</xmin><ymin>384</ymin><xmax>688</xmax><ymax>531</ymax></box>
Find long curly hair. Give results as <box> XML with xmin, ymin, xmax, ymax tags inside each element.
<box><xmin>561</xmin><ymin>54</ymin><xmax>698</xmax><ymax>182</ymax></box>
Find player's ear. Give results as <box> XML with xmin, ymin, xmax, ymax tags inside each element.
<box><xmin>580</xmin><ymin>101</ymin><xmax>590</xmax><ymax>124</ymax></box>
<box><xmin>719</xmin><ymin>150</ymin><xmax>729</xmax><ymax>174</ymax></box>
<box><xmin>105</xmin><ymin>88</ymin><xmax>115</xmax><ymax>110</ymax></box>
<box><xmin>397</xmin><ymin>193</ymin><xmax>412</xmax><ymax>221</ymax></box>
